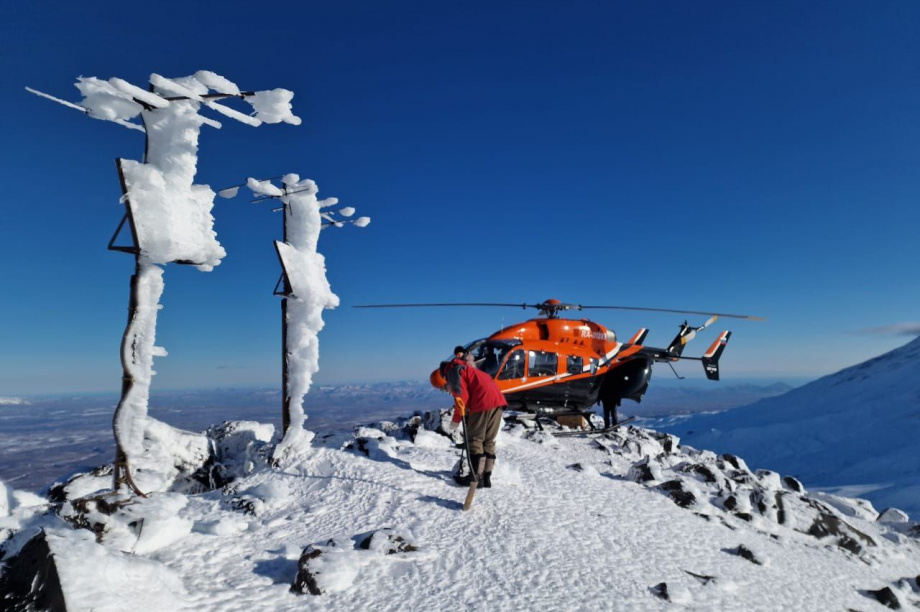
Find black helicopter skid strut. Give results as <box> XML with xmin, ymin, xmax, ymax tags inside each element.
<box><xmin>551</xmin><ymin>416</ymin><xmax>637</xmax><ymax>437</ymax></box>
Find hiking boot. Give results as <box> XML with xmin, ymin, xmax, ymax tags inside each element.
<box><xmin>454</xmin><ymin>473</ymin><xmax>476</xmax><ymax>486</ymax></box>
<box><xmin>480</xmin><ymin>472</ymin><xmax>492</xmax><ymax>488</ymax></box>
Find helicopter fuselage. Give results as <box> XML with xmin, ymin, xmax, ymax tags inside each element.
<box><xmin>460</xmin><ymin>316</ymin><xmax>655</xmax><ymax>415</ymax></box>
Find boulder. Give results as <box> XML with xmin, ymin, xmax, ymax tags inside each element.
<box><xmin>357</xmin><ymin>528</ymin><xmax>419</xmax><ymax>555</ymax></box>
<box><xmin>0</xmin><ymin>530</ymin><xmax>66</xmax><ymax>612</ymax></box>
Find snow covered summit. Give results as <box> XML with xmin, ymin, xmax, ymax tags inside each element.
<box><xmin>662</xmin><ymin>335</ymin><xmax>920</xmax><ymax>517</ymax></box>
<box><xmin>1</xmin><ymin>408</ymin><xmax>919</xmax><ymax>611</ymax></box>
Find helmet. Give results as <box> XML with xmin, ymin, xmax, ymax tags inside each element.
<box><xmin>429</xmin><ymin>368</ymin><xmax>447</xmax><ymax>390</ymax></box>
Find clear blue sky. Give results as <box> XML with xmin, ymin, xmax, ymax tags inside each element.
<box><xmin>1</xmin><ymin>0</ymin><xmax>918</xmax><ymax>395</ymax></box>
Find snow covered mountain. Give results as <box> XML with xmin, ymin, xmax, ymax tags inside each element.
<box><xmin>660</xmin><ymin>335</ymin><xmax>920</xmax><ymax>517</ymax></box>
<box><xmin>2</xmin><ymin>410</ymin><xmax>920</xmax><ymax>610</ymax></box>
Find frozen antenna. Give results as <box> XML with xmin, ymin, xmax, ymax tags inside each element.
<box><xmin>248</xmin><ymin>175</ymin><xmax>369</xmax><ymax>464</ymax></box>
<box><xmin>29</xmin><ymin>71</ymin><xmax>301</xmax><ymax>497</ymax></box>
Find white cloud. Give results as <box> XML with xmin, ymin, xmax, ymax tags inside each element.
<box><xmin>0</xmin><ymin>397</ymin><xmax>30</xmax><ymax>406</ymax></box>
<box><xmin>857</xmin><ymin>322</ymin><xmax>920</xmax><ymax>336</ymax></box>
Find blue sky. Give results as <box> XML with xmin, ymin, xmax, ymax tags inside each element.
<box><xmin>1</xmin><ymin>1</ymin><xmax>918</xmax><ymax>395</ymax></box>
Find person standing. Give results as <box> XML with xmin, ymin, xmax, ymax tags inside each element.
<box><xmin>442</xmin><ymin>346</ymin><xmax>507</xmax><ymax>488</ymax></box>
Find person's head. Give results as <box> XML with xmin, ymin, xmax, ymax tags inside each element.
<box><xmin>453</xmin><ymin>345</ymin><xmax>466</xmax><ymax>359</ymax></box>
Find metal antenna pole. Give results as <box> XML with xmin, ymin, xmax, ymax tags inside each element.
<box><xmin>280</xmin><ymin>196</ymin><xmax>292</xmax><ymax>436</ymax></box>
<box><xmin>111</xmin><ymin>158</ymin><xmax>145</xmax><ymax>497</ymax></box>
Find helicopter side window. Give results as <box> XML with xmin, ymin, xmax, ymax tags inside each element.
<box><xmin>528</xmin><ymin>350</ymin><xmax>558</xmax><ymax>377</ymax></box>
<box><xmin>567</xmin><ymin>355</ymin><xmax>583</xmax><ymax>374</ymax></box>
<box><xmin>498</xmin><ymin>350</ymin><xmax>525</xmax><ymax>380</ymax></box>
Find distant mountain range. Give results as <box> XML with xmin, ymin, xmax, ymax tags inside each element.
<box><xmin>660</xmin><ymin>335</ymin><xmax>920</xmax><ymax>517</ymax></box>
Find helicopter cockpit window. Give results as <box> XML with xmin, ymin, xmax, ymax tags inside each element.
<box><xmin>567</xmin><ymin>355</ymin><xmax>583</xmax><ymax>374</ymax></box>
<box><xmin>466</xmin><ymin>340</ymin><xmax>522</xmax><ymax>377</ymax></box>
<box><xmin>528</xmin><ymin>350</ymin><xmax>557</xmax><ymax>377</ymax></box>
<box><xmin>498</xmin><ymin>350</ymin><xmax>525</xmax><ymax>380</ymax></box>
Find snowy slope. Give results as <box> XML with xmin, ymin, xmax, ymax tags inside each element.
<box><xmin>660</xmin><ymin>336</ymin><xmax>920</xmax><ymax>517</ymax></box>
<box><xmin>2</xmin><ymin>412</ymin><xmax>919</xmax><ymax>611</ymax></box>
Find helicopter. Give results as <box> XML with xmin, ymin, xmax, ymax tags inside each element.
<box><xmin>355</xmin><ymin>299</ymin><xmax>762</xmax><ymax>427</ymax></box>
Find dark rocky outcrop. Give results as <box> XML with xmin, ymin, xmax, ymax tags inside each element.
<box><xmin>865</xmin><ymin>586</ymin><xmax>901</xmax><ymax>609</ymax></box>
<box><xmin>291</xmin><ymin>546</ymin><xmax>324</xmax><ymax>595</ymax></box>
<box><xmin>649</xmin><ymin>582</ymin><xmax>670</xmax><ymax>601</ymax></box>
<box><xmin>724</xmin><ymin>544</ymin><xmax>762</xmax><ymax>565</ymax></box>
<box><xmin>0</xmin><ymin>531</ymin><xmax>66</xmax><ymax>612</ymax></box>
<box><xmin>357</xmin><ymin>528</ymin><xmax>419</xmax><ymax>555</ymax></box>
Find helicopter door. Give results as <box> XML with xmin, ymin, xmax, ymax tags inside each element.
<box><xmin>498</xmin><ymin>350</ymin><xmax>525</xmax><ymax>380</ymax></box>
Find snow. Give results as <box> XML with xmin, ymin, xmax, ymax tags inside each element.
<box><xmin>46</xmin><ymin>528</ymin><xmax>190</xmax><ymax>611</ymax></box>
<box><xmin>249</xmin><ymin>89</ymin><xmax>302</xmax><ymax>125</ymax></box>
<box><xmin>4</xmin><ymin>412</ymin><xmax>918</xmax><ymax>611</ymax></box>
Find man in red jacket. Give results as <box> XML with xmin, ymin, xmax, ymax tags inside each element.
<box><xmin>442</xmin><ymin>346</ymin><xmax>508</xmax><ymax>488</ymax></box>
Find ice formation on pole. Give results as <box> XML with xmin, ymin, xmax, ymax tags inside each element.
<box><xmin>30</xmin><ymin>71</ymin><xmax>301</xmax><ymax>491</ymax></box>
<box><xmin>248</xmin><ymin>174</ymin><xmax>368</xmax><ymax>462</ymax></box>
<box><xmin>113</xmin><ymin>264</ymin><xmax>167</xmax><ymax>459</ymax></box>
<box><xmin>277</xmin><ymin>175</ymin><xmax>340</xmax><ymax>461</ymax></box>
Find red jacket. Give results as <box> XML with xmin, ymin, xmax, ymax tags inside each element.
<box><xmin>444</xmin><ymin>358</ymin><xmax>508</xmax><ymax>423</ymax></box>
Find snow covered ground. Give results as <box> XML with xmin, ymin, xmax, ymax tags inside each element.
<box><xmin>2</xmin><ymin>411</ymin><xmax>919</xmax><ymax>611</ymax></box>
<box><xmin>658</xmin><ymin>335</ymin><xmax>920</xmax><ymax>517</ymax></box>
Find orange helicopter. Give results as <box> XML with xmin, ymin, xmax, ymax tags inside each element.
<box><xmin>356</xmin><ymin>299</ymin><xmax>762</xmax><ymax>427</ymax></box>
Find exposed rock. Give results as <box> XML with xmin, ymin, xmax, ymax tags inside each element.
<box><xmin>683</xmin><ymin>569</ymin><xmax>716</xmax><ymax>585</ymax></box>
<box><xmin>627</xmin><ymin>458</ymin><xmax>660</xmax><ymax>483</ymax></box>
<box><xmin>721</xmin><ymin>453</ymin><xmax>746</xmax><ymax>471</ymax></box>
<box><xmin>291</xmin><ymin>546</ymin><xmax>324</xmax><ymax>595</ymax></box>
<box><xmin>724</xmin><ymin>544</ymin><xmax>762</xmax><ymax>565</ymax></box>
<box><xmin>806</xmin><ymin>505</ymin><xmax>876</xmax><ymax>555</ymax></box>
<box><xmin>782</xmin><ymin>475</ymin><xmax>804</xmax><ymax>493</ymax></box>
<box><xmin>678</xmin><ymin>462</ymin><xmax>719</xmax><ymax>484</ymax></box>
<box><xmin>357</xmin><ymin>528</ymin><xmax>419</xmax><ymax>555</ymax></box>
<box><xmin>649</xmin><ymin>582</ymin><xmax>669</xmax><ymax>601</ymax></box>
<box><xmin>755</xmin><ymin>470</ymin><xmax>782</xmax><ymax>491</ymax></box>
<box><xmin>658</xmin><ymin>480</ymin><xmax>696</xmax><ymax>508</ymax></box>
<box><xmin>0</xmin><ymin>530</ymin><xmax>66</xmax><ymax>612</ymax></box>
<box><xmin>865</xmin><ymin>586</ymin><xmax>901</xmax><ymax>609</ymax></box>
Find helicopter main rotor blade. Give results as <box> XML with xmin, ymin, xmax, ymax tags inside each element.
<box><xmin>354</xmin><ymin>303</ymin><xmax>532</xmax><ymax>309</ymax></box>
<box><xmin>579</xmin><ymin>306</ymin><xmax>764</xmax><ymax>320</ymax></box>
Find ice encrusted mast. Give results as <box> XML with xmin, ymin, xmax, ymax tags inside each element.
<box><xmin>27</xmin><ymin>71</ymin><xmax>300</xmax><ymax>495</ymax></box>
<box><xmin>244</xmin><ymin>177</ymin><xmax>369</xmax><ymax>464</ymax></box>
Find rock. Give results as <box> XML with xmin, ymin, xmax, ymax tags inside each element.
<box><xmin>755</xmin><ymin>470</ymin><xmax>782</xmax><ymax>491</ymax></box>
<box><xmin>721</xmin><ymin>453</ymin><xmax>747</xmax><ymax>471</ymax></box>
<box><xmin>878</xmin><ymin>508</ymin><xmax>910</xmax><ymax>525</ymax></box>
<box><xmin>357</xmin><ymin>528</ymin><xmax>419</xmax><ymax>555</ymax></box>
<box><xmin>627</xmin><ymin>458</ymin><xmax>661</xmax><ymax>483</ymax></box>
<box><xmin>678</xmin><ymin>462</ymin><xmax>719</xmax><ymax>484</ymax></box>
<box><xmin>649</xmin><ymin>582</ymin><xmax>669</xmax><ymax>601</ymax></box>
<box><xmin>782</xmin><ymin>476</ymin><xmax>804</xmax><ymax>493</ymax></box>
<box><xmin>649</xmin><ymin>431</ymin><xmax>680</xmax><ymax>454</ymax></box>
<box><xmin>806</xmin><ymin>505</ymin><xmax>876</xmax><ymax>555</ymax></box>
<box><xmin>0</xmin><ymin>530</ymin><xmax>67</xmax><ymax>612</ymax></box>
<box><xmin>683</xmin><ymin>569</ymin><xmax>716</xmax><ymax>585</ymax></box>
<box><xmin>725</xmin><ymin>545</ymin><xmax>762</xmax><ymax>565</ymax></box>
<box><xmin>658</xmin><ymin>480</ymin><xmax>696</xmax><ymax>508</ymax></box>
<box><xmin>291</xmin><ymin>546</ymin><xmax>324</xmax><ymax>595</ymax></box>
<box><xmin>865</xmin><ymin>586</ymin><xmax>901</xmax><ymax>609</ymax></box>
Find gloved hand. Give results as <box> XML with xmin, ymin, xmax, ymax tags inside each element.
<box><xmin>453</xmin><ymin>396</ymin><xmax>466</xmax><ymax>416</ymax></box>
<box><xmin>449</xmin><ymin>420</ymin><xmax>460</xmax><ymax>432</ymax></box>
